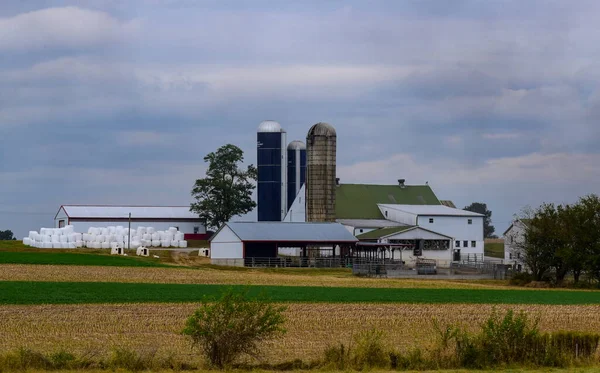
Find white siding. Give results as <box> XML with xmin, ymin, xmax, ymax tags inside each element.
<box><xmin>418</xmin><ymin>215</ymin><xmax>483</xmax><ymax>255</ymax></box>
<box><xmin>283</xmin><ymin>184</ymin><xmax>306</xmax><ymax>222</ymax></box>
<box><xmin>54</xmin><ymin>208</ymin><xmax>69</xmax><ymax>228</ymax></box>
<box><xmin>504</xmin><ymin>221</ymin><xmax>526</xmax><ymax>266</ymax></box>
<box><xmin>210</xmin><ymin>225</ymin><xmax>244</xmax><ymax>259</ymax></box>
<box><xmin>381</xmin><ymin>228</ymin><xmax>449</xmax><ymax>241</ymax></box>
<box><xmin>68</xmin><ymin>220</ymin><xmax>204</xmax><ymax>235</ymax></box>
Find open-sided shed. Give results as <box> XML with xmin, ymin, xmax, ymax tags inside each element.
<box><xmin>209</xmin><ymin>222</ymin><xmax>358</xmax><ymax>266</ymax></box>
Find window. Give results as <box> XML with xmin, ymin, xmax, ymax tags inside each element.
<box><xmin>58</xmin><ymin>220</ymin><xmax>65</xmax><ymax>228</ymax></box>
<box><xmin>385</xmin><ymin>210</ymin><xmax>388</xmax><ymax>217</ymax></box>
<box><xmin>471</xmin><ymin>241</ymin><xmax>476</xmax><ymax>247</ymax></box>
<box><xmin>429</xmin><ymin>218</ymin><xmax>434</xmax><ymax>223</ymax></box>
<box><xmin>193</xmin><ymin>226</ymin><xmax>199</xmax><ymax>234</ymax></box>
<box><xmin>455</xmin><ymin>240</ymin><xmax>460</xmax><ymax>247</ymax></box>
<box><xmin>468</xmin><ymin>219</ymin><xmax>472</xmax><ymax>224</ymax></box>
<box><xmin>509</xmin><ymin>253</ymin><xmax>513</xmax><ymax>259</ymax></box>
<box><xmin>463</xmin><ymin>240</ymin><xmax>468</xmax><ymax>247</ymax></box>
<box><xmin>359</xmin><ymin>229</ymin><xmax>364</xmax><ymax>233</ymax></box>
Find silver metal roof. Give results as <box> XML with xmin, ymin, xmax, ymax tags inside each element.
<box><xmin>336</xmin><ymin>219</ymin><xmax>407</xmax><ymax>228</ymax></box>
<box><xmin>257</xmin><ymin>120</ymin><xmax>284</xmax><ymax>133</ymax></box>
<box><xmin>58</xmin><ymin>205</ymin><xmax>199</xmax><ymax>219</ymax></box>
<box><xmin>287</xmin><ymin>140</ymin><xmax>306</xmax><ymax>150</ymax></box>
<box><xmin>378</xmin><ymin>204</ymin><xmax>484</xmax><ymax>217</ymax></box>
<box><xmin>219</xmin><ymin>222</ymin><xmax>358</xmax><ymax>242</ymax></box>
<box><xmin>307</xmin><ymin>122</ymin><xmax>336</xmax><ymax>136</ymax></box>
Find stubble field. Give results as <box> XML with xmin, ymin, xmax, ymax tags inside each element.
<box><xmin>2</xmin><ymin>303</ymin><xmax>600</xmax><ymax>364</ymax></box>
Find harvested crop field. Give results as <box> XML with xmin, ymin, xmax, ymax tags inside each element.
<box><xmin>1</xmin><ymin>303</ymin><xmax>599</xmax><ymax>364</ymax></box>
<box><xmin>2</xmin><ymin>281</ymin><xmax>600</xmax><ymax>305</ymax></box>
<box><xmin>0</xmin><ymin>263</ymin><xmax>513</xmax><ymax>289</ymax></box>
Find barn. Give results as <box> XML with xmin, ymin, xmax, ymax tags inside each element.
<box><xmin>54</xmin><ymin>205</ymin><xmax>205</xmax><ymax>235</ymax></box>
<box><xmin>209</xmin><ymin>222</ymin><xmax>358</xmax><ymax>266</ymax></box>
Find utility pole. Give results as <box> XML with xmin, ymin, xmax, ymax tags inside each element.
<box><xmin>128</xmin><ymin>212</ymin><xmax>131</xmax><ymax>250</ymax></box>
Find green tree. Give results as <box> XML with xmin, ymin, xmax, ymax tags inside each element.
<box><xmin>0</xmin><ymin>230</ymin><xmax>15</xmax><ymax>240</ymax></box>
<box><xmin>575</xmin><ymin>195</ymin><xmax>600</xmax><ymax>284</ymax></box>
<box><xmin>182</xmin><ymin>288</ymin><xmax>286</xmax><ymax>369</ymax></box>
<box><xmin>463</xmin><ymin>202</ymin><xmax>496</xmax><ymax>238</ymax></box>
<box><xmin>190</xmin><ymin>144</ymin><xmax>257</xmax><ymax>231</ymax></box>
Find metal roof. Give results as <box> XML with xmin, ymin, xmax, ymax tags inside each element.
<box><xmin>356</xmin><ymin>226</ymin><xmax>453</xmax><ymax>240</ymax></box>
<box><xmin>336</xmin><ymin>219</ymin><xmax>407</xmax><ymax>228</ymax></box>
<box><xmin>307</xmin><ymin>122</ymin><xmax>336</xmax><ymax>136</ymax></box>
<box><xmin>287</xmin><ymin>140</ymin><xmax>306</xmax><ymax>150</ymax></box>
<box><xmin>378</xmin><ymin>204</ymin><xmax>484</xmax><ymax>217</ymax></box>
<box><xmin>57</xmin><ymin>205</ymin><xmax>199</xmax><ymax>219</ymax></box>
<box><xmin>257</xmin><ymin>120</ymin><xmax>284</xmax><ymax>133</ymax></box>
<box><xmin>335</xmin><ymin>184</ymin><xmax>441</xmax><ymax>219</ymax></box>
<box><xmin>214</xmin><ymin>222</ymin><xmax>358</xmax><ymax>242</ymax></box>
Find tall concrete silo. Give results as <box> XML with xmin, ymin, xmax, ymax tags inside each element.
<box><xmin>287</xmin><ymin>140</ymin><xmax>306</xmax><ymax>210</ymax></box>
<box><xmin>257</xmin><ymin>120</ymin><xmax>287</xmax><ymax>221</ymax></box>
<box><xmin>305</xmin><ymin>122</ymin><xmax>336</xmax><ymax>222</ymax></box>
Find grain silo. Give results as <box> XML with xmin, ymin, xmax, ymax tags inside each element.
<box><xmin>305</xmin><ymin>122</ymin><xmax>336</xmax><ymax>222</ymax></box>
<box><xmin>257</xmin><ymin>120</ymin><xmax>287</xmax><ymax>221</ymax></box>
<box><xmin>287</xmin><ymin>140</ymin><xmax>306</xmax><ymax>211</ymax></box>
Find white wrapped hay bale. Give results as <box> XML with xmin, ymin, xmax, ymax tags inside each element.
<box><xmin>108</xmin><ymin>226</ymin><xmax>116</xmax><ymax>234</ymax></box>
<box><xmin>146</xmin><ymin>227</ymin><xmax>155</xmax><ymax>234</ymax></box>
<box><xmin>171</xmin><ymin>240</ymin><xmax>179</xmax><ymax>248</ymax></box>
<box><xmin>59</xmin><ymin>235</ymin><xmax>68</xmax><ymax>243</ymax></box>
<box><xmin>51</xmin><ymin>235</ymin><xmax>60</xmax><ymax>243</ymax></box>
<box><xmin>100</xmin><ymin>228</ymin><xmax>109</xmax><ymax>236</ymax></box>
<box><xmin>168</xmin><ymin>227</ymin><xmax>177</xmax><ymax>234</ymax></box>
<box><xmin>151</xmin><ymin>233</ymin><xmax>159</xmax><ymax>241</ymax></box>
<box><xmin>23</xmin><ymin>238</ymin><xmax>31</xmax><ymax>246</ymax></box>
<box><xmin>101</xmin><ymin>242</ymin><xmax>110</xmax><ymax>249</ymax></box>
<box><xmin>151</xmin><ymin>240</ymin><xmax>160</xmax><ymax>247</ymax></box>
<box><xmin>76</xmin><ymin>241</ymin><xmax>83</xmax><ymax>248</ymax></box>
<box><xmin>43</xmin><ymin>235</ymin><xmax>51</xmax><ymax>243</ymax></box>
<box><xmin>64</xmin><ymin>225</ymin><xmax>74</xmax><ymax>234</ymax></box>
<box><xmin>28</xmin><ymin>231</ymin><xmax>37</xmax><ymax>240</ymax></box>
<box><xmin>142</xmin><ymin>233</ymin><xmax>151</xmax><ymax>240</ymax></box>
<box><xmin>115</xmin><ymin>235</ymin><xmax>124</xmax><ymax>244</ymax></box>
<box><xmin>163</xmin><ymin>233</ymin><xmax>174</xmax><ymax>241</ymax></box>
<box><xmin>68</xmin><ymin>242</ymin><xmax>76</xmax><ymax>249</ymax></box>
<box><xmin>161</xmin><ymin>240</ymin><xmax>171</xmax><ymax>248</ymax></box>
<box><xmin>140</xmin><ymin>239</ymin><xmax>150</xmax><ymax>247</ymax></box>
<box><xmin>40</xmin><ymin>228</ymin><xmax>47</xmax><ymax>235</ymax></box>
<box><xmin>95</xmin><ymin>235</ymin><xmax>105</xmax><ymax>243</ymax></box>
<box><xmin>137</xmin><ymin>227</ymin><xmax>146</xmax><ymax>235</ymax></box>
<box><xmin>179</xmin><ymin>240</ymin><xmax>188</xmax><ymax>248</ymax></box>
<box><xmin>175</xmin><ymin>232</ymin><xmax>184</xmax><ymax>241</ymax></box>
<box><xmin>74</xmin><ymin>233</ymin><xmax>82</xmax><ymax>241</ymax></box>
<box><xmin>82</xmin><ymin>233</ymin><xmax>90</xmax><ymax>242</ymax></box>
<box><xmin>130</xmin><ymin>240</ymin><xmax>141</xmax><ymax>249</ymax></box>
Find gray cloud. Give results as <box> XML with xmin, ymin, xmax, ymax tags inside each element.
<box><xmin>2</xmin><ymin>1</ymin><xmax>600</xmax><ymax>238</ymax></box>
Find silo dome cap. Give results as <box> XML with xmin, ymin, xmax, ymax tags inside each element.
<box><xmin>308</xmin><ymin>122</ymin><xmax>336</xmax><ymax>136</ymax></box>
<box><xmin>258</xmin><ymin>120</ymin><xmax>284</xmax><ymax>133</ymax></box>
<box><xmin>287</xmin><ymin>140</ymin><xmax>306</xmax><ymax>150</ymax></box>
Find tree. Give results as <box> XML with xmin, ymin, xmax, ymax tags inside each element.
<box><xmin>463</xmin><ymin>202</ymin><xmax>496</xmax><ymax>238</ymax></box>
<box><xmin>0</xmin><ymin>230</ymin><xmax>15</xmax><ymax>240</ymax></box>
<box><xmin>182</xmin><ymin>288</ymin><xmax>286</xmax><ymax>369</ymax></box>
<box><xmin>190</xmin><ymin>144</ymin><xmax>257</xmax><ymax>231</ymax></box>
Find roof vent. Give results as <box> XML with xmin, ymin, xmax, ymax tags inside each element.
<box><xmin>398</xmin><ymin>179</ymin><xmax>406</xmax><ymax>188</ymax></box>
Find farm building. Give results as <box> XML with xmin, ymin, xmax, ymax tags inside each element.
<box><xmin>503</xmin><ymin>218</ymin><xmax>530</xmax><ymax>271</ymax></box>
<box><xmin>209</xmin><ymin>221</ymin><xmax>358</xmax><ymax>266</ymax></box>
<box><xmin>54</xmin><ymin>205</ymin><xmax>205</xmax><ymax>235</ymax></box>
<box><xmin>284</xmin><ymin>180</ymin><xmax>485</xmax><ymax>265</ymax></box>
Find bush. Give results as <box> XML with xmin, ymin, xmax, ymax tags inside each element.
<box><xmin>509</xmin><ymin>272</ymin><xmax>534</xmax><ymax>286</ymax></box>
<box><xmin>322</xmin><ymin>343</ymin><xmax>351</xmax><ymax>370</ymax></box>
<box><xmin>352</xmin><ymin>328</ymin><xmax>389</xmax><ymax>369</ymax></box>
<box><xmin>182</xmin><ymin>288</ymin><xmax>286</xmax><ymax>369</ymax></box>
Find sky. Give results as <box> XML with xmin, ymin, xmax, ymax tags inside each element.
<box><xmin>1</xmin><ymin>0</ymin><xmax>599</xmax><ymax>238</ymax></box>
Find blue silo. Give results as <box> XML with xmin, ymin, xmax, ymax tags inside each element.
<box><xmin>287</xmin><ymin>140</ymin><xmax>306</xmax><ymax>210</ymax></box>
<box><xmin>257</xmin><ymin>121</ymin><xmax>287</xmax><ymax>221</ymax></box>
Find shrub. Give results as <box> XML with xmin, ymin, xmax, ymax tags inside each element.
<box><xmin>322</xmin><ymin>343</ymin><xmax>351</xmax><ymax>370</ymax></box>
<box><xmin>509</xmin><ymin>272</ymin><xmax>534</xmax><ymax>286</ymax></box>
<box><xmin>352</xmin><ymin>328</ymin><xmax>389</xmax><ymax>369</ymax></box>
<box><xmin>182</xmin><ymin>288</ymin><xmax>286</xmax><ymax>369</ymax></box>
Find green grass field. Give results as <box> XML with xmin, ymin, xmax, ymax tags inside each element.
<box><xmin>484</xmin><ymin>242</ymin><xmax>505</xmax><ymax>258</ymax></box>
<box><xmin>0</xmin><ymin>251</ymin><xmax>168</xmax><ymax>267</ymax></box>
<box><xmin>1</xmin><ymin>281</ymin><xmax>600</xmax><ymax>305</ymax></box>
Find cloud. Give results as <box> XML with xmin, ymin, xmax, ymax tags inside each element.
<box><xmin>0</xmin><ymin>7</ymin><xmax>140</xmax><ymax>51</ymax></box>
<box><xmin>481</xmin><ymin>133</ymin><xmax>520</xmax><ymax>140</ymax></box>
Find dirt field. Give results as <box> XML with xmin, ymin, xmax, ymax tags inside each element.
<box><xmin>2</xmin><ymin>303</ymin><xmax>599</xmax><ymax>364</ymax></box>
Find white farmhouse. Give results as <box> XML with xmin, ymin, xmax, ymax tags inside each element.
<box><xmin>503</xmin><ymin>218</ymin><xmax>529</xmax><ymax>271</ymax></box>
